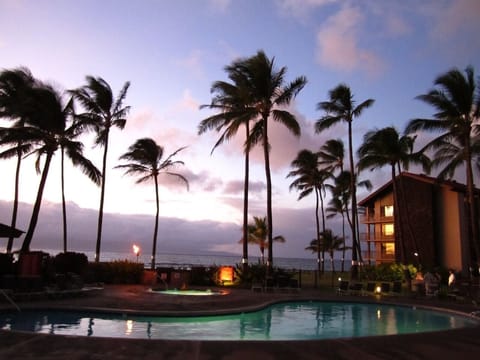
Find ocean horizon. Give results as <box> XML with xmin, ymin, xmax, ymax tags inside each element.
<box><xmin>32</xmin><ymin>248</ymin><xmax>351</xmax><ymax>271</ymax></box>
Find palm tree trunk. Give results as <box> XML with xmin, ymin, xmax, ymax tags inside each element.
<box><xmin>314</xmin><ymin>187</ymin><xmax>321</xmax><ymax>276</ymax></box>
<box><xmin>341</xmin><ymin>212</ymin><xmax>346</xmax><ymax>272</ymax></box>
<box><xmin>319</xmin><ymin>187</ymin><xmax>326</xmax><ymax>273</ymax></box>
<box><xmin>263</xmin><ymin>115</ymin><xmax>273</xmax><ymax>272</ymax></box>
<box><xmin>348</xmin><ymin>121</ymin><xmax>359</xmax><ymax>279</ymax></box>
<box><xmin>151</xmin><ymin>175</ymin><xmax>160</xmax><ymax>270</ymax></box>
<box><xmin>95</xmin><ymin>131</ymin><xmax>109</xmax><ymax>262</ymax></box>
<box><xmin>242</xmin><ymin>122</ymin><xmax>250</xmax><ymax>272</ymax></box>
<box><xmin>21</xmin><ymin>152</ymin><xmax>54</xmax><ymax>252</ymax></box>
<box><xmin>391</xmin><ymin>166</ymin><xmax>406</xmax><ymax>263</ymax></box>
<box><xmin>61</xmin><ymin>146</ymin><xmax>68</xmax><ymax>253</ymax></box>
<box><xmin>7</xmin><ymin>148</ymin><xmax>22</xmax><ymax>253</ymax></box>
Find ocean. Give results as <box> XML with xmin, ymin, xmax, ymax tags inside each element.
<box><xmin>37</xmin><ymin>249</ymin><xmax>351</xmax><ymax>271</ymax></box>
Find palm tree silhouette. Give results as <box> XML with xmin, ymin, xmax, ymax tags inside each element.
<box><xmin>315</xmin><ymin>84</ymin><xmax>374</xmax><ymax>279</ymax></box>
<box><xmin>199</xmin><ymin>63</ymin><xmax>257</xmax><ymax>272</ymax></box>
<box><xmin>70</xmin><ymin>76</ymin><xmax>130</xmax><ymax>262</ymax></box>
<box><xmin>233</xmin><ymin>50</ymin><xmax>307</xmax><ymax>271</ymax></box>
<box><xmin>0</xmin><ymin>67</ymin><xmax>36</xmax><ymax>253</ymax></box>
<box><xmin>240</xmin><ymin>216</ymin><xmax>285</xmax><ymax>264</ymax></box>
<box><xmin>306</xmin><ymin>229</ymin><xmax>346</xmax><ymax>286</ymax></box>
<box><xmin>115</xmin><ymin>138</ymin><xmax>189</xmax><ymax>270</ymax></box>
<box><xmin>1</xmin><ymin>80</ymin><xmax>97</xmax><ymax>252</ymax></box>
<box><xmin>287</xmin><ymin>149</ymin><xmax>330</xmax><ymax>274</ymax></box>
<box><xmin>405</xmin><ymin>66</ymin><xmax>480</xmax><ymax>261</ymax></box>
<box><xmin>357</xmin><ymin>126</ymin><xmax>430</xmax><ymax>268</ymax></box>
<box><xmin>318</xmin><ymin>139</ymin><xmax>345</xmax><ymax>173</ymax></box>
<box><xmin>58</xmin><ymin>99</ymin><xmax>101</xmax><ymax>252</ymax></box>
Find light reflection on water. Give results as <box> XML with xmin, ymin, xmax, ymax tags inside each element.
<box><xmin>1</xmin><ymin>302</ymin><xmax>478</xmax><ymax>341</ymax></box>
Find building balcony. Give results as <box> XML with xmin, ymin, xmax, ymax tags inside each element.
<box><xmin>361</xmin><ymin>251</ymin><xmax>395</xmax><ymax>263</ymax></box>
<box><xmin>360</xmin><ymin>233</ymin><xmax>395</xmax><ymax>242</ymax></box>
<box><xmin>361</xmin><ymin>214</ymin><xmax>394</xmax><ymax>224</ymax></box>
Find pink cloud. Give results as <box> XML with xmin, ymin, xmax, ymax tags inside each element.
<box><xmin>315</xmin><ymin>6</ymin><xmax>386</xmax><ymax>76</ymax></box>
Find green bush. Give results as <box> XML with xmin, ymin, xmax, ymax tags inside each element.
<box><xmin>86</xmin><ymin>260</ymin><xmax>144</xmax><ymax>284</ymax></box>
<box><xmin>360</xmin><ymin>263</ymin><xmax>417</xmax><ymax>281</ymax></box>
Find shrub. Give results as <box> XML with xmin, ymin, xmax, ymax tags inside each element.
<box><xmin>360</xmin><ymin>263</ymin><xmax>417</xmax><ymax>282</ymax></box>
<box><xmin>86</xmin><ymin>260</ymin><xmax>144</xmax><ymax>284</ymax></box>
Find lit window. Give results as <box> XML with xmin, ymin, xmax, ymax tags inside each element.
<box><xmin>382</xmin><ymin>243</ymin><xmax>395</xmax><ymax>255</ymax></box>
<box><xmin>381</xmin><ymin>205</ymin><xmax>393</xmax><ymax>217</ymax></box>
<box><xmin>382</xmin><ymin>223</ymin><xmax>394</xmax><ymax>236</ymax></box>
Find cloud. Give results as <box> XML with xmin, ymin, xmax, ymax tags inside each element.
<box><xmin>315</xmin><ymin>5</ymin><xmax>386</xmax><ymax>76</ymax></box>
<box><xmin>276</xmin><ymin>0</ymin><xmax>338</xmax><ymax>20</ymax></box>
<box><xmin>429</xmin><ymin>0</ymin><xmax>480</xmax><ymax>38</ymax></box>
<box><xmin>177</xmin><ymin>50</ymin><xmax>206</xmax><ymax>79</ymax></box>
<box><xmin>208</xmin><ymin>0</ymin><xmax>231</xmax><ymax>13</ymax></box>
<box><xmin>223</xmin><ymin>180</ymin><xmax>266</xmax><ymax>195</ymax></box>
<box><xmin>0</xmin><ymin>199</ymin><xmax>339</xmax><ymax>258</ymax></box>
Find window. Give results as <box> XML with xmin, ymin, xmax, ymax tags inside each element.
<box><xmin>381</xmin><ymin>205</ymin><xmax>394</xmax><ymax>217</ymax></box>
<box><xmin>382</xmin><ymin>223</ymin><xmax>394</xmax><ymax>236</ymax></box>
<box><xmin>381</xmin><ymin>242</ymin><xmax>395</xmax><ymax>256</ymax></box>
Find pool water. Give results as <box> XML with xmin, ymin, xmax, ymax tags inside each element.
<box><xmin>1</xmin><ymin>302</ymin><xmax>478</xmax><ymax>341</ymax></box>
<box><xmin>150</xmin><ymin>288</ymin><xmax>228</xmax><ymax>296</ymax></box>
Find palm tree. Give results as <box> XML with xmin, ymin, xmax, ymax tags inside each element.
<box><xmin>315</xmin><ymin>84</ymin><xmax>374</xmax><ymax>279</ymax></box>
<box><xmin>240</xmin><ymin>216</ymin><xmax>285</xmax><ymax>264</ymax></box>
<box><xmin>0</xmin><ymin>67</ymin><xmax>37</xmax><ymax>253</ymax></box>
<box><xmin>318</xmin><ymin>139</ymin><xmax>345</xmax><ymax>174</ymax></box>
<box><xmin>287</xmin><ymin>149</ymin><xmax>330</xmax><ymax>274</ymax></box>
<box><xmin>58</xmin><ymin>100</ymin><xmax>101</xmax><ymax>252</ymax></box>
<box><xmin>115</xmin><ymin>138</ymin><xmax>189</xmax><ymax>270</ymax></box>
<box><xmin>70</xmin><ymin>76</ymin><xmax>130</xmax><ymax>262</ymax></box>
<box><xmin>405</xmin><ymin>66</ymin><xmax>480</xmax><ymax>261</ymax></box>
<box><xmin>326</xmin><ymin>195</ymin><xmax>347</xmax><ymax>271</ymax></box>
<box><xmin>0</xmin><ymin>81</ymin><xmax>97</xmax><ymax>252</ymax></box>
<box><xmin>232</xmin><ymin>50</ymin><xmax>307</xmax><ymax>271</ymax></box>
<box><xmin>306</xmin><ymin>229</ymin><xmax>346</xmax><ymax>286</ymax></box>
<box><xmin>357</xmin><ymin>127</ymin><xmax>430</xmax><ymax>268</ymax></box>
<box><xmin>198</xmin><ymin>63</ymin><xmax>257</xmax><ymax>272</ymax></box>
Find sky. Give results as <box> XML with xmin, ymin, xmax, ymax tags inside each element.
<box><xmin>0</xmin><ymin>0</ymin><xmax>479</xmax><ymax>261</ymax></box>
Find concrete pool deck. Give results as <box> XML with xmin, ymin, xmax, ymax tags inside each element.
<box><xmin>1</xmin><ymin>285</ymin><xmax>480</xmax><ymax>359</ymax></box>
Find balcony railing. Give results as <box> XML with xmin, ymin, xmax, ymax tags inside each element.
<box><xmin>360</xmin><ymin>214</ymin><xmax>394</xmax><ymax>223</ymax></box>
<box><xmin>360</xmin><ymin>233</ymin><xmax>395</xmax><ymax>242</ymax></box>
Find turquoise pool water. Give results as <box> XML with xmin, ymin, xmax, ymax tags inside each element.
<box><xmin>150</xmin><ymin>288</ymin><xmax>228</xmax><ymax>296</ymax></box>
<box><xmin>1</xmin><ymin>302</ymin><xmax>478</xmax><ymax>340</ymax></box>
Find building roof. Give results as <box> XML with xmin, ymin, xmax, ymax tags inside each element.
<box><xmin>0</xmin><ymin>223</ymin><xmax>24</xmax><ymax>238</ymax></box>
<box><xmin>358</xmin><ymin>172</ymin><xmax>476</xmax><ymax>206</ymax></box>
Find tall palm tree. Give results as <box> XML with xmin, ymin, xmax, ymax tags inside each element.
<box><xmin>233</xmin><ymin>50</ymin><xmax>307</xmax><ymax>271</ymax></box>
<box><xmin>115</xmin><ymin>138</ymin><xmax>189</xmax><ymax>270</ymax></box>
<box><xmin>326</xmin><ymin>195</ymin><xmax>347</xmax><ymax>271</ymax></box>
<box><xmin>70</xmin><ymin>76</ymin><xmax>130</xmax><ymax>262</ymax></box>
<box><xmin>0</xmin><ymin>81</ymin><xmax>97</xmax><ymax>252</ymax></box>
<box><xmin>58</xmin><ymin>100</ymin><xmax>101</xmax><ymax>252</ymax></box>
<box><xmin>0</xmin><ymin>67</ymin><xmax>36</xmax><ymax>253</ymax></box>
<box><xmin>357</xmin><ymin>127</ymin><xmax>430</xmax><ymax>267</ymax></box>
<box><xmin>315</xmin><ymin>84</ymin><xmax>374</xmax><ymax>279</ymax></box>
<box><xmin>198</xmin><ymin>63</ymin><xmax>257</xmax><ymax>272</ymax></box>
<box><xmin>287</xmin><ymin>149</ymin><xmax>330</xmax><ymax>274</ymax></box>
<box><xmin>240</xmin><ymin>216</ymin><xmax>286</xmax><ymax>264</ymax></box>
<box><xmin>405</xmin><ymin>66</ymin><xmax>480</xmax><ymax>261</ymax></box>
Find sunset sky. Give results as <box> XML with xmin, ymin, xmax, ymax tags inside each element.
<box><xmin>0</xmin><ymin>0</ymin><xmax>479</xmax><ymax>260</ymax></box>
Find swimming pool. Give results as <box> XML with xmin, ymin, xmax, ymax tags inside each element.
<box><xmin>149</xmin><ymin>288</ymin><xmax>229</xmax><ymax>296</ymax></box>
<box><xmin>1</xmin><ymin>301</ymin><xmax>478</xmax><ymax>341</ymax></box>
